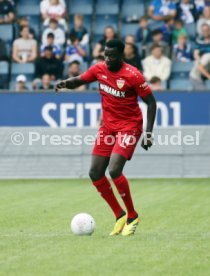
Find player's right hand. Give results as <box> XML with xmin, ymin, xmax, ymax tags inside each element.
<box><xmin>55</xmin><ymin>80</ymin><xmax>67</xmax><ymax>93</ymax></box>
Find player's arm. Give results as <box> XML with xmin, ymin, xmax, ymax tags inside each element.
<box><xmin>55</xmin><ymin>76</ymin><xmax>87</xmax><ymax>92</ymax></box>
<box><xmin>141</xmin><ymin>93</ymin><xmax>157</xmax><ymax>151</ymax></box>
<box><xmin>55</xmin><ymin>64</ymin><xmax>98</xmax><ymax>92</ymax></box>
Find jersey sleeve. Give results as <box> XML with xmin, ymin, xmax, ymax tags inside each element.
<box><xmin>133</xmin><ymin>71</ymin><xmax>152</xmax><ymax>99</ymax></box>
<box><xmin>80</xmin><ymin>64</ymin><xmax>98</xmax><ymax>83</ymax></box>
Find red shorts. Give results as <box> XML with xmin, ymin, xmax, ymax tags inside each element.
<box><xmin>92</xmin><ymin>126</ymin><xmax>142</xmax><ymax>160</ymax></box>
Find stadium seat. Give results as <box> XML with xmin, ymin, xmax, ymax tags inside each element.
<box><xmin>95</xmin><ymin>0</ymin><xmax>119</xmax><ymax>15</ymax></box>
<box><xmin>94</xmin><ymin>15</ymin><xmax>118</xmax><ymax>35</ymax></box>
<box><xmin>89</xmin><ymin>81</ymin><xmax>99</xmax><ymax>90</ymax></box>
<box><xmin>11</xmin><ymin>63</ymin><xmax>35</xmax><ymax>82</ymax></box>
<box><xmin>0</xmin><ymin>24</ymin><xmax>13</xmax><ymax>43</ymax></box>
<box><xmin>148</xmin><ymin>20</ymin><xmax>164</xmax><ymax>31</ymax></box>
<box><xmin>205</xmin><ymin>80</ymin><xmax>210</xmax><ymax>89</ymax></box>
<box><xmin>17</xmin><ymin>0</ymin><xmax>40</xmax><ymax>15</ymax></box>
<box><xmin>69</xmin><ymin>0</ymin><xmax>93</xmax><ymax>15</ymax></box>
<box><xmin>169</xmin><ymin>79</ymin><xmax>193</xmax><ymax>90</ymax></box>
<box><xmin>121</xmin><ymin>3</ymin><xmax>145</xmax><ymax>22</ymax></box>
<box><xmin>0</xmin><ymin>61</ymin><xmax>9</xmax><ymax>89</ymax></box>
<box><xmin>171</xmin><ymin>61</ymin><xmax>193</xmax><ymax>79</ymax></box>
<box><xmin>121</xmin><ymin>23</ymin><xmax>139</xmax><ymax>38</ymax></box>
<box><xmin>184</xmin><ymin>23</ymin><xmax>196</xmax><ymax>40</ymax></box>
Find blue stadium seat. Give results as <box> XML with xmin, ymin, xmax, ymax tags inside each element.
<box><xmin>148</xmin><ymin>20</ymin><xmax>164</xmax><ymax>31</ymax></box>
<box><xmin>89</xmin><ymin>81</ymin><xmax>99</xmax><ymax>90</ymax></box>
<box><xmin>94</xmin><ymin>15</ymin><xmax>118</xmax><ymax>35</ymax></box>
<box><xmin>121</xmin><ymin>3</ymin><xmax>145</xmax><ymax>21</ymax></box>
<box><xmin>205</xmin><ymin>80</ymin><xmax>210</xmax><ymax>89</ymax></box>
<box><xmin>69</xmin><ymin>0</ymin><xmax>93</xmax><ymax>15</ymax></box>
<box><xmin>11</xmin><ymin>63</ymin><xmax>35</xmax><ymax>81</ymax></box>
<box><xmin>121</xmin><ymin>23</ymin><xmax>139</xmax><ymax>38</ymax></box>
<box><xmin>96</xmin><ymin>0</ymin><xmax>119</xmax><ymax>15</ymax></box>
<box><xmin>171</xmin><ymin>61</ymin><xmax>193</xmax><ymax>79</ymax></box>
<box><xmin>17</xmin><ymin>0</ymin><xmax>40</xmax><ymax>15</ymax></box>
<box><xmin>0</xmin><ymin>61</ymin><xmax>9</xmax><ymax>89</ymax></box>
<box><xmin>184</xmin><ymin>23</ymin><xmax>196</xmax><ymax>40</ymax></box>
<box><xmin>0</xmin><ymin>24</ymin><xmax>13</xmax><ymax>43</ymax></box>
<box><xmin>169</xmin><ymin>79</ymin><xmax>193</xmax><ymax>90</ymax></box>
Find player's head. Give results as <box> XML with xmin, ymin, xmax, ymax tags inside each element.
<box><xmin>104</xmin><ymin>39</ymin><xmax>125</xmax><ymax>72</ymax></box>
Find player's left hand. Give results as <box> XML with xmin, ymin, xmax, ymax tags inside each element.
<box><xmin>141</xmin><ymin>132</ymin><xmax>153</xmax><ymax>151</ymax></box>
<box><xmin>55</xmin><ymin>80</ymin><xmax>67</xmax><ymax>93</ymax></box>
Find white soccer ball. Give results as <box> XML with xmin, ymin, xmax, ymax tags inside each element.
<box><xmin>70</xmin><ymin>213</ymin><xmax>95</xmax><ymax>236</ymax></box>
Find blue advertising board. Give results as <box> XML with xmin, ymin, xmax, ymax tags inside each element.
<box><xmin>0</xmin><ymin>91</ymin><xmax>210</xmax><ymax>127</ymax></box>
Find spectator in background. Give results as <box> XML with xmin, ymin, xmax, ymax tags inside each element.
<box><xmin>42</xmin><ymin>18</ymin><xmax>65</xmax><ymax>46</ymax></box>
<box><xmin>195</xmin><ymin>23</ymin><xmax>210</xmax><ymax>57</ymax></box>
<box><xmin>149</xmin><ymin>76</ymin><xmax>164</xmax><ymax>90</ymax></box>
<box><xmin>67</xmin><ymin>61</ymin><xmax>86</xmax><ymax>91</ymax></box>
<box><xmin>197</xmin><ymin>6</ymin><xmax>210</xmax><ymax>35</ymax></box>
<box><xmin>148</xmin><ymin>0</ymin><xmax>177</xmax><ymax>22</ymax></box>
<box><xmin>124</xmin><ymin>34</ymin><xmax>136</xmax><ymax>45</ymax></box>
<box><xmin>33</xmin><ymin>74</ymin><xmax>54</xmax><ymax>90</ymax></box>
<box><xmin>93</xmin><ymin>26</ymin><xmax>117</xmax><ymax>58</ymax></box>
<box><xmin>143</xmin><ymin>44</ymin><xmax>172</xmax><ymax>81</ymax></box>
<box><xmin>195</xmin><ymin>0</ymin><xmax>206</xmax><ymax>16</ymax></box>
<box><xmin>172</xmin><ymin>19</ymin><xmax>188</xmax><ymax>44</ymax></box>
<box><xmin>65</xmin><ymin>34</ymin><xmax>86</xmax><ymax>64</ymax></box>
<box><xmin>124</xmin><ymin>42</ymin><xmax>141</xmax><ymax>70</ymax></box>
<box><xmin>69</xmin><ymin>14</ymin><xmax>89</xmax><ymax>46</ymax></box>
<box><xmin>17</xmin><ymin>17</ymin><xmax>36</xmax><ymax>39</ymax></box>
<box><xmin>146</xmin><ymin>29</ymin><xmax>170</xmax><ymax>57</ymax></box>
<box><xmin>41</xmin><ymin>0</ymin><xmax>67</xmax><ymax>30</ymax></box>
<box><xmin>0</xmin><ymin>38</ymin><xmax>7</xmax><ymax>60</ymax></box>
<box><xmin>15</xmin><ymin>74</ymin><xmax>28</xmax><ymax>92</ymax></box>
<box><xmin>161</xmin><ymin>16</ymin><xmax>174</xmax><ymax>43</ymax></box>
<box><xmin>12</xmin><ymin>26</ymin><xmax>37</xmax><ymax>63</ymax></box>
<box><xmin>177</xmin><ymin>0</ymin><xmax>196</xmax><ymax>25</ymax></box>
<box><xmin>173</xmin><ymin>34</ymin><xmax>193</xmax><ymax>62</ymax></box>
<box><xmin>40</xmin><ymin>0</ymin><xmax>66</xmax><ymax>14</ymax></box>
<box><xmin>190</xmin><ymin>53</ymin><xmax>210</xmax><ymax>89</ymax></box>
<box><xmin>35</xmin><ymin>46</ymin><xmax>63</xmax><ymax>80</ymax></box>
<box><xmin>135</xmin><ymin>16</ymin><xmax>151</xmax><ymax>45</ymax></box>
<box><xmin>0</xmin><ymin>0</ymin><xmax>15</xmax><ymax>24</ymax></box>
<box><xmin>40</xmin><ymin>32</ymin><xmax>61</xmax><ymax>59</ymax></box>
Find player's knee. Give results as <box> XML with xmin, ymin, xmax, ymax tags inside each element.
<box><xmin>109</xmin><ymin>165</ymin><xmax>122</xmax><ymax>179</ymax></box>
<box><xmin>89</xmin><ymin>167</ymin><xmax>103</xmax><ymax>181</ymax></box>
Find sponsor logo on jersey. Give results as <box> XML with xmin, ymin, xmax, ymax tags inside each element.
<box><xmin>102</xmin><ymin>75</ymin><xmax>107</xmax><ymax>79</ymax></box>
<box><xmin>116</xmin><ymin>79</ymin><xmax>125</xmax><ymax>89</ymax></box>
<box><xmin>99</xmin><ymin>83</ymin><xmax>126</xmax><ymax>98</ymax></box>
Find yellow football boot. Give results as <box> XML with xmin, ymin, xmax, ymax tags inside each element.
<box><xmin>121</xmin><ymin>217</ymin><xmax>140</xmax><ymax>236</ymax></box>
<box><xmin>109</xmin><ymin>215</ymin><xmax>126</xmax><ymax>236</ymax></box>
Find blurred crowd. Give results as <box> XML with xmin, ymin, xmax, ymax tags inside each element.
<box><xmin>0</xmin><ymin>0</ymin><xmax>210</xmax><ymax>91</ymax></box>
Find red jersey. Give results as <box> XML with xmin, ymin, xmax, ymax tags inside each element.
<box><xmin>81</xmin><ymin>62</ymin><xmax>152</xmax><ymax>131</ymax></box>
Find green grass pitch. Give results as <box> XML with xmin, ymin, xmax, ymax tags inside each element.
<box><xmin>0</xmin><ymin>179</ymin><xmax>210</xmax><ymax>276</ymax></box>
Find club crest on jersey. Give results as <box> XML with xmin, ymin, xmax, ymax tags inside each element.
<box><xmin>116</xmin><ymin>79</ymin><xmax>125</xmax><ymax>89</ymax></box>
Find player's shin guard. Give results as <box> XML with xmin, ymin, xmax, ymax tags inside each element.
<box><xmin>93</xmin><ymin>176</ymin><xmax>123</xmax><ymax>219</ymax></box>
<box><xmin>112</xmin><ymin>174</ymin><xmax>137</xmax><ymax>219</ymax></box>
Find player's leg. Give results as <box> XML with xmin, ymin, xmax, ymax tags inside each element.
<box><xmin>89</xmin><ymin>155</ymin><xmax>124</xmax><ymax>220</ymax></box>
<box><xmin>109</xmin><ymin>153</ymin><xmax>138</xmax><ymax>222</ymax></box>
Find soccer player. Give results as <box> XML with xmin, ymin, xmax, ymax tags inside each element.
<box><xmin>56</xmin><ymin>39</ymin><xmax>156</xmax><ymax>236</ymax></box>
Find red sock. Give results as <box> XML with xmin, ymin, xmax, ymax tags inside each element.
<box><xmin>112</xmin><ymin>174</ymin><xmax>137</xmax><ymax>219</ymax></box>
<box><xmin>93</xmin><ymin>176</ymin><xmax>123</xmax><ymax>219</ymax></box>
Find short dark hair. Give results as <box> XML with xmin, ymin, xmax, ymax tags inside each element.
<box><xmin>69</xmin><ymin>60</ymin><xmax>80</xmax><ymax>67</ymax></box>
<box><xmin>105</xmin><ymin>39</ymin><xmax>125</xmax><ymax>53</ymax></box>
<box><xmin>150</xmin><ymin>76</ymin><xmax>161</xmax><ymax>84</ymax></box>
<box><xmin>47</xmin><ymin>32</ymin><xmax>55</xmax><ymax>39</ymax></box>
<box><xmin>44</xmin><ymin>45</ymin><xmax>53</xmax><ymax>51</ymax></box>
<box><xmin>150</xmin><ymin>43</ymin><xmax>162</xmax><ymax>52</ymax></box>
<box><xmin>152</xmin><ymin>29</ymin><xmax>162</xmax><ymax>36</ymax></box>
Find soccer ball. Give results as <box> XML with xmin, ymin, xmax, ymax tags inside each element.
<box><xmin>70</xmin><ymin>213</ymin><xmax>95</xmax><ymax>236</ymax></box>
